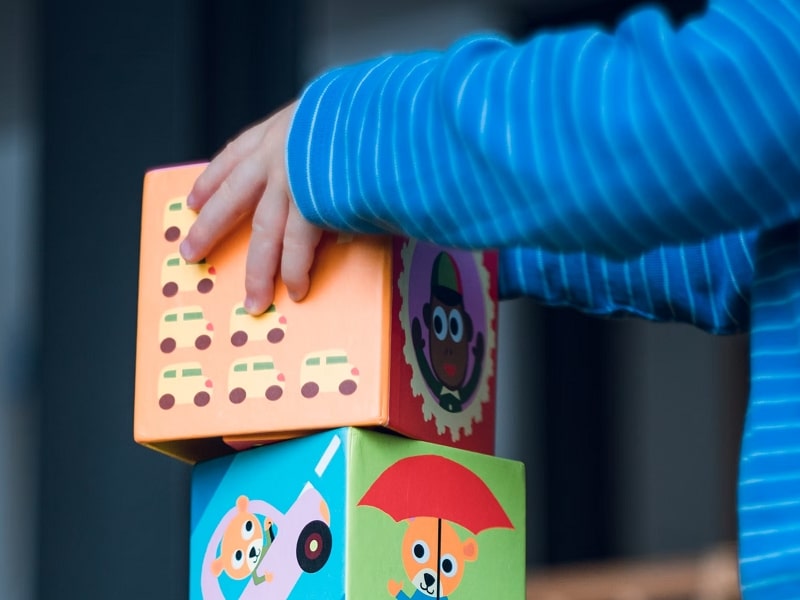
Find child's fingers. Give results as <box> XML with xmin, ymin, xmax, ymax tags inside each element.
<box><xmin>243</xmin><ymin>182</ymin><xmax>291</xmax><ymax>315</ymax></box>
<box><xmin>180</xmin><ymin>151</ymin><xmax>267</xmax><ymax>263</ymax></box>
<box><xmin>281</xmin><ymin>201</ymin><xmax>324</xmax><ymax>302</ymax></box>
<box><xmin>187</xmin><ymin>120</ymin><xmax>269</xmax><ymax>211</ymax></box>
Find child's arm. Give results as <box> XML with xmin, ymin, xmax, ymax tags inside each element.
<box><xmin>183</xmin><ymin>0</ymin><xmax>800</xmax><ymax>316</ymax></box>
<box><xmin>500</xmin><ymin>229</ymin><xmax>756</xmax><ymax>334</ymax></box>
<box><xmin>287</xmin><ymin>0</ymin><xmax>800</xmax><ymax>253</ymax></box>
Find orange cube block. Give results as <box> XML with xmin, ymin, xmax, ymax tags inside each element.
<box><xmin>134</xmin><ymin>164</ymin><xmax>498</xmax><ymax>462</ymax></box>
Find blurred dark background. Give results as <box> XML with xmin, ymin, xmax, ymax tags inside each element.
<box><xmin>0</xmin><ymin>0</ymin><xmax>748</xmax><ymax>598</ymax></box>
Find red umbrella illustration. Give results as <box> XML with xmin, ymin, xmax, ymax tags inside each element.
<box><xmin>358</xmin><ymin>454</ymin><xmax>514</xmax><ymax>598</ymax></box>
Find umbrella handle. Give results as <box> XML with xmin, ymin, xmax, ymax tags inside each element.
<box><xmin>436</xmin><ymin>518</ymin><xmax>442</xmax><ymax>600</ymax></box>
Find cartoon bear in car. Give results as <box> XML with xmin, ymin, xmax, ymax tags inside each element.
<box><xmin>211</xmin><ymin>495</ymin><xmax>276</xmax><ymax>586</ymax></box>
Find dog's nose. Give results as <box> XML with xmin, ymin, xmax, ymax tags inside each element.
<box><xmin>424</xmin><ymin>573</ymin><xmax>435</xmax><ymax>587</ymax></box>
<box><xmin>249</xmin><ymin>547</ymin><xmax>258</xmax><ymax>559</ymax></box>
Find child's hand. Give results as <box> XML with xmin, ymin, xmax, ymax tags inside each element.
<box><xmin>179</xmin><ymin>101</ymin><xmax>324</xmax><ymax>315</ymax></box>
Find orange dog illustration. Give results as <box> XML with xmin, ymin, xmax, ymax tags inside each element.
<box><xmin>387</xmin><ymin>516</ymin><xmax>478</xmax><ymax>599</ymax></box>
<box><xmin>210</xmin><ymin>495</ymin><xmax>276</xmax><ymax>585</ymax></box>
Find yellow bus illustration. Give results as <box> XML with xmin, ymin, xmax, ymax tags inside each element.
<box><xmin>160</xmin><ymin>253</ymin><xmax>216</xmax><ymax>297</ymax></box>
<box><xmin>162</xmin><ymin>196</ymin><xmax>197</xmax><ymax>243</ymax></box>
<box><xmin>159</xmin><ymin>306</ymin><xmax>214</xmax><ymax>353</ymax></box>
<box><xmin>229</xmin><ymin>303</ymin><xmax>287</xmax><ymax>346</ymax></box>
<box><xmin>228</xmin><ymin>355</ymin><xmax>285</xmax><ymax>403</ymax></box>
<box><xmin>157</xmin><ymin>362</ymin><xmax>213</xmax><ymax>410</ymax></box>
<box><xmin>299</xmin><ymin>350</ymin><xmax>359</xmax><ymax>398</ymax></box>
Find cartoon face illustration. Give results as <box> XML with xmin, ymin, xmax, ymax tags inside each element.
<box><xmin>160</xmin><ymin>253</ymin><xmax>216</xmax><ymax>297</ymax></box>
<box><xmin>411</xmin><ymin>252</ymin><xmax>484</xmax><ymax>414</ymax></box>
<box><xmin>227</xmin><ymin>355</ymin><xmax>285</xmax><ymax>403</ymax></box>
<box><xmin>202</xmin><ymin>485</ymin><xmax>333</xmax><ymax>598</ymax></box>
<box><xmin>393</xmin><ymin>517</ymin><xmax>478</xmax><ymax>599</ymax></box>
<box><xmin>157</xmin><ymin>362</ymin><xmax>213</xmax><ymax>409</ymax></box>
<box><xmin>211</xmin><ymin>496</ymin><xmax>276</xmax><ymax>583</ymax></box>
<box><xmin>162</xmin><ymin>197</ymin><xmax>197</xmax><ymax>243</ymax></box>
<box><xmin>229</xmin><ymin>303</ymin><xmax>287</xmax><ymax>346</ymax></box>
<box><xmin>360</xmin><ymin>455</ymin><xmax>514</xmax><ymax>599</ymax></box>
<box><xmin>299</xmin><ymin>350</ymin><xmax>359</xmax><ymax>398</ymax></box>
<box><xmin>427</xmin><ymin>295</ymin><xmax>470</xmax><ymax>389</ymax></box>
<box><xmin>158</xmin><ymin>306</ymin><xmax>214</xmax><ymax>353</ymax></box>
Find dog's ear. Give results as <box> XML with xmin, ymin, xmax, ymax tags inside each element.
<box><xmin>236</xmin><ymin>495</ymin><xmax>249</xmax><ymax>512</ymax></box>
<box><xmin>211</xmin><ymin>556</ymin><xmax>225</xmax><ymax>577</ymax></box>
<box><xmin>462</xmin><ymin>538</ymin><xmax>479</xmax><ymax>562</ymax></box>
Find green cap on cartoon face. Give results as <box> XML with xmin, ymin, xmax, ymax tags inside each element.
<box><xmin>431</xmin><ymin>252</ymin><xmax>462</xmax><ymax>297</ymax></box>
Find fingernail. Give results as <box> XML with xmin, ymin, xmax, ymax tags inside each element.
<box><xmin>185</xmin><ymin>193</ymin><xmax>197</xmax><ymax>210</ymax></box>
<box><xmin>244</xmin><ymin>296</ymin><xmax>259</xmax><ymax>314</ymax></box>
<box><xmin>179</xmin><ymin>239</ymin><xmax>193</xmax><ymax>260</ymax></box>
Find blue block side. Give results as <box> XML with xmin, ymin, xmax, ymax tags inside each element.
<box><xmin>190</xmin><ymin>428</ymin><xmax>349</xmax><ymax>599</ymax></box>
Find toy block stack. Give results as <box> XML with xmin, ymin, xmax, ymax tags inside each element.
<box><xmin>134</xmin><ymin>163</ymin><xmax>526</xmax><ymax>598</ymax></box>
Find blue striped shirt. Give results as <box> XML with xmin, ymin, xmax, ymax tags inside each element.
<box><xmin>286</xmin><ymin>1</ymin><xmax>800</xmax><ymax>595</ymax></box>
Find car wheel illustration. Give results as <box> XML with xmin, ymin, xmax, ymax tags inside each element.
<box><xmin>229</xmin><ymin>388</ymin><xmax>246</xmax><ymax>404</ymax></box>
<box><xmin>162</xmin><ymin>282</ymin><xmax>178</xmax><ymax>297</ymax></box>
<box><xmin>265</xmin><ymin>385</ymin><xmax>283</xmax><ymax>401</ymax></box>
<box><xmin>196</xmin><ymin>278</ymin><xmax>214</xmax><ymax>294</ymax></box>
<box><xmin>339</xmin><ymin>380</ymin><xmax>357</xmax><ymax>395</ymax></box>
<box><xmin>160</xmin><ymin>338</ymin><xmax>176</xmax><ymax>353</ymax></box>
<box><xmin>195</xmin><ymin>335</ymin><xmax>211</xmax><ymax>350</ymax></box>
<box><xmin>159</xmin><ymin>394</ymin><xmax>175</xmax><ymax>410</ymax></box>
<box><xmin>301</xmin><ymin>382</ymin><xmax>319</xmax><ymax>398</ymax></box>
<box><xmin>194</xmin><ymin>391</ymin><xmax>211</xmax><ymax>407</ymax></box>
<box><xmin>296</xmin><ymin>520</ymin><xmax>331</xmax><ymax>574</ymax></box>
<box><xmin>164</xmin><ymin>226</ymin><xmax>180</xmax><ymax>242</ymax></box>
<box><xmin>230</xmin><ymin>331</ymin><xmax>248</xmax><ymax>347</ymax></box>
<box><xmin>267</xmin><ymin>328</ymin><xmax>285</xmax><ymax>343</ymax></box>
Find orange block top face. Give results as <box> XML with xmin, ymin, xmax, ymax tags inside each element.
<box><xmin>134</xmin><ymin>164</ymin><xmax>393</xmax><ymax>459</ymax></box>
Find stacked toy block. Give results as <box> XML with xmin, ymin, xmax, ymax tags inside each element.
<box><xmin>134</xmin><ymin>163</ymin><xmax>526</xmax><ymax>598</ymax></box>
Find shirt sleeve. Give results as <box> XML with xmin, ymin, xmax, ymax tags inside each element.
<box><xmin>286</xmin><ymin>0</ymin><xmax>800</xmax><ymax>255</ymax></box>
<box><xmin>499</xmin><ymin>229</ymin><xmax>755</xmax><ymax>334</ymax></box>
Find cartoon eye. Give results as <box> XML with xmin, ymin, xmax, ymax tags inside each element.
<box><xmin>440</xmin><ymin>554</ymin><xmax>458</xmax><ymax>577</ymax></box>
<box><xmin>448</xmin><ymin>309</ymin><xmax>464</xmax><ymax>342</ymax></box>
<box><xmin>432</xmin><ymin>307</ymin><xmax>447</xmax><ymax>341</ymax></box>
<box><xmin>241</xmin><ymin>519</ymin><xmax>255</xmax><ymax>540</ymax></box>
<box><xmin>411</xmin><ymin>540</ymin><xmax>430</xmax><ymax>564</ymax></box>
<box><xmin>232</xmin><ymin>549</ymin><xmax>245</xmax><ymax>570</ymax></box>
